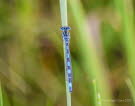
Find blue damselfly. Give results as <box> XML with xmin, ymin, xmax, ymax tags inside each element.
<box><xmin>61</xmin><ymin>26</ymin><xmax>73</xmax><ymax>93</ymax></box>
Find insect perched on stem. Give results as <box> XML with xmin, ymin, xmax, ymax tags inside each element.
<box><xmin>61</xmin><ymin>26</ymin><xmax>73</xmax><ymax>92</ymax></box>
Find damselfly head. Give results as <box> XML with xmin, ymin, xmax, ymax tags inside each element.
<box><xmin>60</xmin><ymin>26</ymin><xmax>71</xmax><ymax>31</ymax></box>
<box><xmin>60</xmin><ymin>26</ymin><xmax>71</xmax><ymax>41</ymax></box>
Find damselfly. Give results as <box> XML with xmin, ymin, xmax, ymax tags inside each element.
<box><xmin>61</xmin><ymin>26</ymin><xmax>72</xmax><ymax>93</ymax></box>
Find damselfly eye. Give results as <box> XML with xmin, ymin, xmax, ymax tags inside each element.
<box><xmin>60</xmin><ymin>26</ymin><xmax>71</xmax><ymax>31</ymax></box>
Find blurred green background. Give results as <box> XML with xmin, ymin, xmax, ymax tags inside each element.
<box><xmin>0</xmin><ymin>0</ymin><xmax>135</xmax><ymax>106</ymax></box>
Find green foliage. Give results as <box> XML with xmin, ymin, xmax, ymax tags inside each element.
<box><xmin>0</xmin><ymin>0</ymin><xmax>134</xmax><ymax>106</ymax></box>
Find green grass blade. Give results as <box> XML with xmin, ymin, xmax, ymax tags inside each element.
<box><xmin>93</xmin><ymin>80</ymin><xmax>102</xmax><ymax>106</ymax></box>
<box><xmin>60</xmin><ymin>0</ymin><xmax>68</xmax><ymax>26</ymax></box>
<box><xmin>59</xmin><ymin>0</ymin><xmax>71</xmax><ymax>106</ymax></box>
<box><xmin>68</xmin><ymin>0</ymin><xmax>113</xmax><ymax>106</ymax></box>
<box><xmin>126</xmin><ymin>79</ymin><xmax>135</xmax><ymax>105</ymax></box>
<box><xmin>0</xmin><ymin>83</ymin><xmax>3</xmax><ymax>106</ymax></box>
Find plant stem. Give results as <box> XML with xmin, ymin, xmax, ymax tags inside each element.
<box><xmin>60</xmin><ymin>0</ymin><xmax>68</xmax><ymax>26</ymax></box>
<box><xmin>63</xmin><ymin>40</ymin><xmax>71</xmax><ymax>106</ymax></box>
<box><xmin>59</xmin><ymin>0</ymin><xmax>71</xmax><ymax>106</ymax></box>
<box><xmin>126</xmin><ymin>79</ymin><xmax>135</xmax><ymax>105</ymax></box>
<box><xmin>93</xmin><ymin>80</ymin><xmax>102</xmax><ymax>106</ymax></box>
<box><xmin>0</xmin><ymin>83</ymin><xmax>3</xmax><ymax>106</ymax></box>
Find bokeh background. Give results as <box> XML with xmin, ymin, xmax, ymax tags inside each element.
<box><xmin>0</xmin><ymin>0</ymin><xmax>135</xmax><ymax>106</ymax></box>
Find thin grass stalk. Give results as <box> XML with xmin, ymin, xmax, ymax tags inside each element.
<box><xmin>93</xmin><ymin>80</ymin><xmax>102</xmax><ymax>106</ymax></box>
<box><xmin>60</xmin><ymin>0</ymin><xmax>68</xmax><ymax>26</ymax></box>
<box><xmin>0</xmin><ymin>83</ymin><xmax>3</xmax><ymax>106</ymax></box>
<box><xmin>126</xmin><ymin>79</ymin><xmax>135</xmax><ymax>105</ymax></box>
<box><xmin>64</xmin><ymin>47</ymin><xmax>72</xmax><ymax>106</ymax></box>
<box><xmin>59</xmin><ymin>0</ymin><xmax>71</xmax><ymax>106</ymax></box>
<box><xmin>97</xmin><ymin>93</ymin><xmax>102</xmax><ymax>106</ymax></box>
<box><xmin>114</xmin><ymin>0</ymin><xmax>135</xmax><ymax>98</ymax></box>
<box><xmin>68</xmin><ymin>0</ymin><xmax>113</xmax><ymax>106</ymax></box>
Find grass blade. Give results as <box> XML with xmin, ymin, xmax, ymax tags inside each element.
<box><xmin>0</xmin><ymin>83</ymin><xmax>3</xmax><ymax>106</ymax></box>
<box><xmin>59</xmin><ymin>0</ymin><xmax>71</xmax><ymax>106</ymax></box>
<box><xmin>126</xmin><ymin>79</ymin><xmax>135</xmax><ymax>105</ymax></box>
<box><xmin>60</xmin><ymin>0</ymin><xmax>68</xmax><ymax>26</ymax></box>
<box><xmin>68</xmin><ymin>0</ymin><xmax>113</xmax><ymax>105</ymax></box>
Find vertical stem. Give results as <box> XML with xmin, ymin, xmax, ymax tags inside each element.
<box><xmin>93</xmin><ymin>80</ymin><xmax>102</xmax><ymax>106</ymax></box>
<box><xmin>126</xmin><ymin>79</ymin><xmax>135</xmax><ymax>105</ymax></box>
<box><xmin>63</xmin><ymin>37</ymin><xmax>72</xmax><ymax>106</ymax></box>
<box><xmin>0</xmin><ymin>83</ymin><xmax>3</xmax><ymax>106</ymax></box>
<box><xmin>64</xmin><ymin>41</ymin><xmax>71</xmax><ymax>106</ymax></box>
<box><xmin>93</xmin><ymin>80</ymin><xmax>98</xmax><ymax>106</ymax></box>
<box><xmin>59</xmin><ymin>0</ymin><xmax>71</xmax><ymax>106</ymax></box>
<box><xmin>60</xmin><ymin>0</ymin><xmax>68</xmax><ymax>26</ymax></box>
<box><xmin>97</xmin><ymin>93</ymin><xmax>102</xmax><ymax>106</ymax></box>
